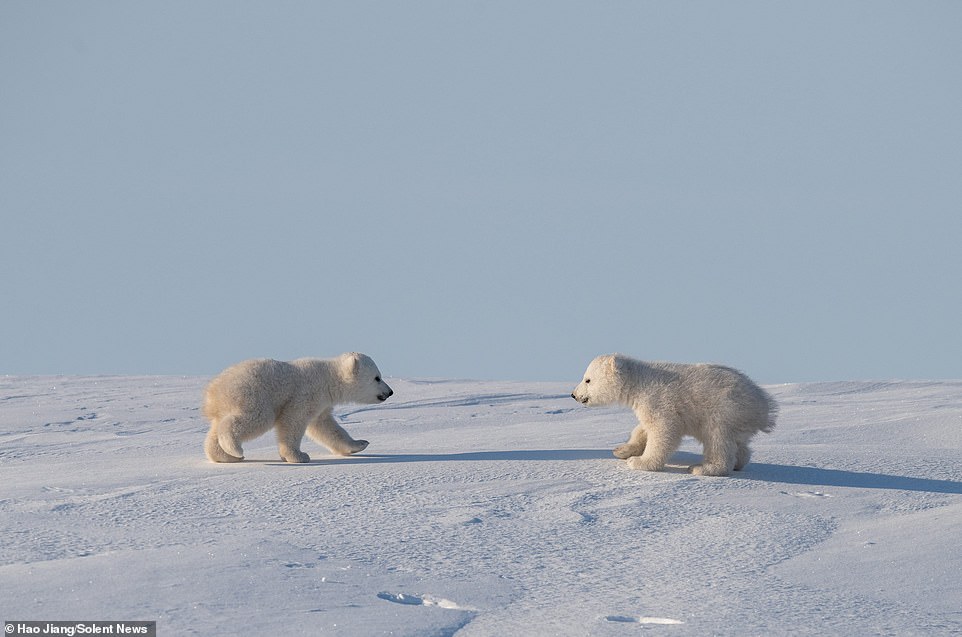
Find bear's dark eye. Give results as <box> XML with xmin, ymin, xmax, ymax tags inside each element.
<box><xmin>375</xmin><ymin>376</ymin><xmax>381</xmax><ymax>383</ymax></box>
<box><xmin>585</xmin><ymin>378</ymin><xmax>590</xmax><ymax>384</ymax></box>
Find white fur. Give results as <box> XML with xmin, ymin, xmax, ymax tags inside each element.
<box><xmin>203</xmin><ymin>352</ymin><xmax>393</xmax><ymax>463</ymax></box>
<box><xmin>572</xmin><ymin>354</ymin><xmax>777</xmax><ymax>476</ymax></box>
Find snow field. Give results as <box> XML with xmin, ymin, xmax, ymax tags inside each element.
<box><xmin>1</xmin><ymin>376</ymin><xmax>961</xmax><ymax>635</ymax></box>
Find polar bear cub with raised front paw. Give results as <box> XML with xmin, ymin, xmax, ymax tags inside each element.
<box><xmin>203</xmin><ymin>352</ymin><xmax>393</xmax><ymax>463</ymax></box>
<box><xmin>572</xmin><ymin>354</ymin><xmax>777</xmax><ymax>476</ymax></box>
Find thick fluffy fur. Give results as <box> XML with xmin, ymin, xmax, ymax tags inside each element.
<box><xmin>203</xmin><ymin>352</ymin><xmax>393</xmax><ymax>463</ymax></box>
<box><xmin>572</xmin><ymin>354</ymin><xmax>777</xmax><ymax>476</ymax></box>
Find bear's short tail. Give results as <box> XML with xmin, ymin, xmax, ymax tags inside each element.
<box><xmin>205</xmin><ymin>427</ymin><xmax>243</xmax><ymax>463</ymax></box>
<box><xmin>762</xmin><ymin>391</ymin><xmax>779</xmax><ymax>433</ymax></box>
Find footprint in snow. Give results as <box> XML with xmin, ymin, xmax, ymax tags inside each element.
<box><xmin>282</xmin><ymin>562</ymin><xmax>316</xmax><ymax>569</ymax></box>
<box><xmin>605</xmin><ymin>615</ymin><xmax>684</xmax><ymax>625</ymax></box>
<box><xmin>780</xmin><ymin>490</ymin><xmax>833</xmax><ymax>498</ymax></box>
<box><xmin>377</xmin><ymin>592</ymin><xmax>474</xmax><ymax>611</ymax></box>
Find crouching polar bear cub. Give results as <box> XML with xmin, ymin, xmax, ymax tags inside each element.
<box><xmin>203</xmin><ymin>352</ymin><xmax>393</xmax><ymax>463</ymax></box>
<box><xmin>572</xmin><ymin>354</ymin><xmax>777</xmax><ymax>476</ymax></box>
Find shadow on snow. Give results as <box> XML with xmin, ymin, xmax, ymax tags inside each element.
<box><xmin>736</xmin><ymin>461</ymin><xmax>962</xmax><ymax>494</ymax></box>
<box><xmin>255</xmin><ymin>449</ymin><xmax>962</xmax><ymax>494</ymax></box>
<box><xmin>259</xmin><ymin>449</ymin><xmax>612</xmax><ymax>466</ymax></box>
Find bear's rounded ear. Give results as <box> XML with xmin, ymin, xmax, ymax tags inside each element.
<box><xmin>340</xmin><ymin>352</ymin><xmax>361</xmax><ymax>376</ymax></box>
<box><xmin>608</xmin><ymin>354</ymin><xmax>623</xmax><ymax>374</ymax></box>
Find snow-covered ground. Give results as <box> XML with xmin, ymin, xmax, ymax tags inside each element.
<box><xmin>2</xmin><ymin>375</ymin><xmax>961</xmax><ymax>635</ymax></box>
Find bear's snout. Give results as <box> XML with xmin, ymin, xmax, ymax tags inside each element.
<box><xmin>378</xmin><ymin>389</ymin><xmax>394</xmax><ymax>402</ymax></box>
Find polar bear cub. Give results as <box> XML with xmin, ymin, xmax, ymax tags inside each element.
<box><xmin>203</xmin><ymin>352</ymin><xmax>393</xmax><ymax>463</ymax></box>
<box><xmin>572</xmin><ymin>354</ymin><xmax>777</xmax><ymax>476</ymax></box>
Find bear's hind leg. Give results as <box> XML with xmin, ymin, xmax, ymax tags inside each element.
<box><xmin>306</xmin><ymin>411</ymin><xmax>369</xmax><ymax>456</ymax></box>
<box><xmin>734</xmin><ymin>442</ymin><xmax>752</xmax><ymax>471</ymax></box>
<box><xmin>205</xmin><ymin>425</ymin><xmax>243</xmax><ymax>463</ymax></box>
<box><xmin>214</xmin><ymin>409</ymin><xmax>275</xmax><ymax>460</ymax></box>
<box><xmin>690</xmin><ymin>429</ymin><xmax>737</xmax><ymax>476</ymax></box>
<box><xmin>214</xmin><ymin>415</ymin><xmax>249</xmax><ymax>459</ymax></box>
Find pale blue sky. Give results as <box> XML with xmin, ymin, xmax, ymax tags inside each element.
<box><xmin>2</xmin><ymin>1</ymin><xmax>960</xmax><ymax>382</ymax></box>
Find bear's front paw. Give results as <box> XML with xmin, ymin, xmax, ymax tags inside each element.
<box><xmin>626</xmin><ymin>456</ymin><xmax>664</xmax><ymax>472</ymax></box>
<box><xmin>613</xmin><ymin>444</ymin><xmax>643</xmax><ymax>459</ymax></box>
<box><xmin>347</xmin><ymin>439</ymin><xmax>369</xmax><ymax>454</ymax></box>
<box><xmin>283</xmin><ymin>450</ymin><xmax>311</xmax><ymax>463</ymax></box>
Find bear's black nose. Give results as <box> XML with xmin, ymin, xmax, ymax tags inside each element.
<box><xmin>570</xmin><ymin>393</ymin><xmax>576</xmax><ymax>400</ymax></box>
